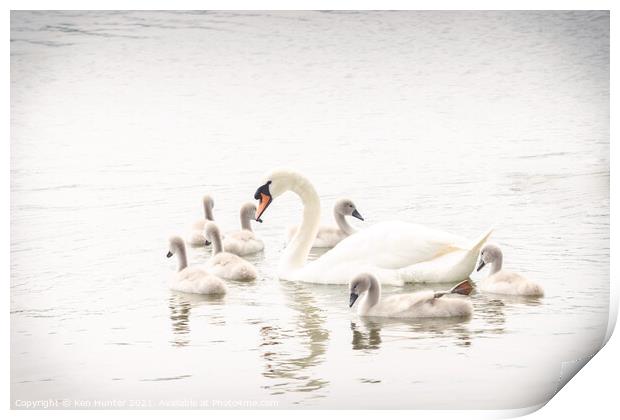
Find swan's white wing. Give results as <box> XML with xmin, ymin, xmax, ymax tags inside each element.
<box><xmin>285</xmin><ymin>221</ymin><xmax>491</xmax><ymax>286</ymax></box>
<box><xmin>324</xmin><ymin>221</ymin><xmax>466</xmax><ymax>267</ymax></box>
<box><xmin>292</xmin><ymin>221</ymin><xmax>467</xmax><ymax>284</ymax></box>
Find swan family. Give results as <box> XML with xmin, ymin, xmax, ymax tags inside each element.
<box><xmin>165</xmin><ymin>169</ymin><xmax>544</xmax><ymax>317</ymax></box>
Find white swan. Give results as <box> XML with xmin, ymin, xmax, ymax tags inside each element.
<box><xmin>166</xmin><ymin>236</ymin><xmax>226</xmax><ymax>295</ymax></box>
<box><xmin>286</xmin><ymin>198</ymin><xmax>364</xmax><ymax>248</ymax></box>
<box><xmin>476</xmin><ymin>244</ymin><xmax>544</xmax><ymax>296</ymax></box>
<box><xmin>203</xmin><ymin>222</ymin><xmax>258</xmax><ymax>281</ymax></box>
<box><xmin>188</xmin><ymin>194</ymin><xmax>215</xmax><ymax>247</ymax></box>
<box><xmin>349</xmin><ymin>273</ymin><xmax>473</xmax><ymax>318</ymax></box>
<box><xmin>253</xmin><ymin>170</ymin><xmax>491</xmax><ymax>285</ymax></box>
<box><xmin>222</xmin><ymin>202</ymin><xmax>265</xmax><ymax>256</ymax></box>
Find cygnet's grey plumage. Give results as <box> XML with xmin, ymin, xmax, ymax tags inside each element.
<box><xmin>167</xmin><ymin>236</ymin><xmax>226</xmax><ymax>295</ymax></box>
<box><xmin>348</xmin><ymin>273</ymin><xmax>473</xmax><ymax>318</ymax></box>
<box><xmin>204</xmin><ymin>222</ymin><xmax>258</xmax><ymax>281</ymax></box>
<box><xmin>188</xmin><ymin>195</ymin><xmax>216</xmax><ymax>247</ymax></box>
<box><xmin>223</xmin><ymin>202</ymin><xmax>265</xmax><ymax>256</ymax></box>
<box><xmin>476</xmin><ymin>244</ymin><xmax>544</xmax><ymax>296</ymax></box>
<box><xmin>287</xmin><ymin>198</ymin><xmax>364</xmax><ymax>248</ymax></box>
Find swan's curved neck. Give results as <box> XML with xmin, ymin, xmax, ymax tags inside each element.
<box><xmin>279</xmin><ymin>174</ymin><xmax>321</xmax><ymax>274</ymax></box>
<box><xmin>334</xmin><ymin>211</ymin><xmax>355</xmax><ymax>235</ymax></box>
<box><xmin>177</xmin><ymin>243</ymin><xmax>188</xmax><ymax>271</ymax></box>
<box><xmin>490</xmin><ymin>253</ymin><xmax>503</xmax><ymax>275</ymax></box>
<box><xmin>240</xmin><ymin>212</ymin><xmax>252</xmax><ymax>231</ymax></box>
<box><xmin>211</xmin><ymin>231</ymin><xmax>223</xmax><ymax>255</ymax></box>
<box><xmin>361</xmin><ymin>277</ymin><xmax>381</xmax><ymax>311</ymax></box>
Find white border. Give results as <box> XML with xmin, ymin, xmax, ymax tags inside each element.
<box><xmin>3</xmin><ymin>1</ymin><xmax>616</xmax><ymax>419</ymax></box>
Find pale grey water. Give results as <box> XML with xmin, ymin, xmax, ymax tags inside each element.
<box><xmin>10</xmin><ymin>11</ymin><xmax>609</xmax><ymax>409</ymax></box>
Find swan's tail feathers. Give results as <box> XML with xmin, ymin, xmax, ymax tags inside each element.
<box><xmin>434</xmin><ymin>279</ymin><xmax>474</xmax><ymax>298</ymax></box>
<box><xmin>470</xmin><ymin>228</ymin><xmax>493</xmax><ymax>253</ymax></box>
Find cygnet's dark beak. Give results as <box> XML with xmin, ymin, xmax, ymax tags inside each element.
<box><xmin>349</xmin><ymin>292</ymin><xmax>359</xmax><ymax>308</ymax></box>
<box><xmin>476</xmin><ymin>259</ymin><xmax>486</xmax><ymax>272</ymax></box>
<box><xmin>166</xmin><ymin>251</ymin><xmax>173</xmax><ymax>258</ymax></box>
<box><xmin>205</xmin><ymin>240</ymin><xmax>211</xmax><ymax>246</ymax></box>
<box><xmin>352</xmin><ymin>209</ymin><xmax>364</xmax><ymax>221</ymax></box>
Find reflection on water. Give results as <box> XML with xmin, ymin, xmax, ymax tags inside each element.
<box><xmin>351</xmin><ymin>321</ymin><xmax>382</xmax><ymax>351</ymax></box>
<box><xmin>260</xmin><ymin>282</ymin><xmax>329</xmax><ymax>399</ymax></box>
<box><xmin>475</xmin><ymin>296</ymin><xmax>507</xmax><ymax>335</ymax></box>
<box><xmin>168</xmin><ymin>292</ymin><xmax>225</xmax><ymax>347</ymax></box>
<box><xmin>168</xmin><ymin>294</ymin><xmax>191</xmax><ymax>347</ymax></box>
<box><xmin>352</xmin><ymin>315</ymin><xmax>473</xmax><ymax>350</ymax></box>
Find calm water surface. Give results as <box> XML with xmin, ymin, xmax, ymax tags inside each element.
<box><xmin>11</xmin><ymin>11</ymin><xmax>609</xmax><ymax>409</ymax></box>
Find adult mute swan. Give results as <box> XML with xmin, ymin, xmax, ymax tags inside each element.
<box><xmin>166</xmin><ymin>236</ymin><xmax>227</xmax><ymax>295</ymax></box>
<box><xmin>286</xmin><ymin>198</ymin><xmax>364</xmax><ymax>248</ymax></box>
<box><xmin>188</xmin><ymin>194</ymin><xmax>215</xmax><ymax>247</ymax></box>
<box><xmin>223</xmin><ymin>202</ymin><xmax>265</xmax><ymax>256</ymax></box>
<box><xmin>253</xmin><ymin>170</ymin><xmax>491</xmax><ymax>285</ymax></box>
<box><xmin>476</xmin><ymin>244</ymin><xmax>544</xmax><ymax>296</ymax></box>
<box><xmin>204</xmin><ymin>222</ymin><xmax>258</xmax><ymax>281</ymax></box>
<box><xmin>349</xmin><ymin>273</ymin><xmax>473</xmax><ymax>318</ymax></box>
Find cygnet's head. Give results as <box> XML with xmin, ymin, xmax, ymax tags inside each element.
<box><xmin>477</xmin><ymin>244</ymin><xmax>503</xmax><ymax>271</ymax></box>
<box><xmin>203</xmin><ymin>194</ymin><xmax>214</xmax><ymax>209</ymax></box>
<box><xmin>203</xmin><ymin>221</ymin><xmax>221</xmax><ymax>246</ymax></box>
<box><xmin>240</xmin><ymin>202</ymin><xmax>259</xmax><ymax>223</ymax></box>
<box><xmin>167</xmin><ymin>236</ymin><xmax>185</xmax><ymax>258</ymax></box>
<box><xmin>334</xmin><ymin>198</ymin><xmax>364</xmax><ymax>220</ymax></box>
<box><xmin>349</xmin><ymin>273</ymin><xmax>375</xmax><ymax>307</ymax></box>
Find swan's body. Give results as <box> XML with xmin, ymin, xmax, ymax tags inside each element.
<box><xmin>253</xmin><ymin>170</ymin><xmax>491</xmax><ymax>285</ymax></box>
<box><xmin>204</xmin><ymin>222</ymin><xmax>258</xmax><ymax>281</ymax></box>
<box><xmin>188</xmin><ymin>195</ymin><xmax>216</xmax><ymax>247</ymax></box>
<box><xmin>223</xmin><ymin>203</ymin><xmax>264</xmax><ymax>256</ymax></box>
<box><xmin>286</xmin><ymin>198</ymin><xmax>364</xmax><ymax>248</ymax></box>
<box><xmin>476</xmin><ymin>244</ymin><xmax>544</xmax><ymax>296</ymax></box>
<box><xmin>166</xmin><ymin>236</ymin><xmax>226</xmax><ymax>295</ymax></box>
<box><xmin>349</xmin><ymin>273</ymin><xmax>473</xmax><ymax>318</ymax></box>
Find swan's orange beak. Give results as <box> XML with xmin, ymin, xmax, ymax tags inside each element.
<box><xmin>254</xmin><ymin>180</ymin><xmax>273</xmax><ymax>222</ymax></box>
<box><xmin>255</xmin><ymin>192</ymin><xmax>272</xmax><ymax>221</ymax></box>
